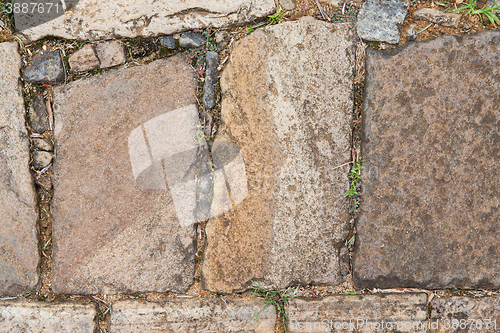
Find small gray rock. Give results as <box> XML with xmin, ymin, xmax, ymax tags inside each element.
<box><xmin>160</xmin><ymin>36</ymin><xmax>176</xmax><ymax>49</ymax></box>
<box><xmin>23</xmin><ymin>50</ymin><xmax>66</xmax><ymax>85</ymax></box>
<box><xmin>357</xmin><ymin>0</ymin><xmax>410</xmax><ymax>44</ymax></box>
<box><xmin>28</xmin><ymin>95</ymin><xmax>50</xmax><ymax>133</ymax></box>
<box><xmin>179</xmin><ymin>32</ymin><xmax>206</xmax><ymax>48</ymax></box>
<box><xmin>32</xmin><ymin>138</ymin><xmax>53</xmax><ymax>152</ymax></box>
<box><xmin>202</xmin><ymin>51</ymin><xmax>219</xmax><ymax>110</ymax></box>
<box><xmin>32</xmin><ymin>150</ymin><xmax>53</xmax><ymax>170</ymax></box>
<box><xmin>215</xmin><ymin>31</ymin><xmax>229</xmax><ymax>49</ymax></box>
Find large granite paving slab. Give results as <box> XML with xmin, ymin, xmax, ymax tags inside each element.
<box><xmin>287</xmin><ymin>293</ymin><xmax>428</xmax><ymax>332</ymax></box>
<box><xmin>51</xmin><ymin>55</ymin><xmax>198</xmax><ymax>294</ymax></box>
<box><xmin>0</xmin><ymin>42</ymin><xmax>39</xmax><ymax>296</ymax></box>
<box><xmin>202</xmin><ymin>17</ymin><xmax>354</xmax><ymax>293</ymax></box>
<box><xmin>430</xmin><ymin>296</ymin><xmax>500</xmax><ymax>332</ymax></box>
<box><xmin>19</xmin><ymin>0</ymin><xmax>275</xmax><ymax>41</ymax></box>
<box><xmin>0</xmin><ymin>301</ymin><xmax>97</xmax><ymax>332</ymax></box>
<box><xmin>354</xmin><ymin>31</ymin><xmax>500</xmax><ymax>289</ymax></box>
<box><xmin>111</xmin><ymin>298</ymin><xmax>275</xmax><ymax>332</ymax></box>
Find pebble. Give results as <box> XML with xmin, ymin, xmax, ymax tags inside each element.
<box><xmin>202</xmin><ymin>51</ymin><xmax>220</xmax><ymax>110</ymax></box>
<box><xmin>406</xmin><ymin>27</ymin><xmax>417</xmax><ymax>41</ymax></box>
<box><xmin>281</xmin><ymin>0</ymin><xmax>296</xmax><ymax>10</ymax></box>
<box><xmin>413</xmin><ymin>8</ymin><xmax>461</xmax><ymax>28</ymax></box>
<box><xmin>215</xmin><ymin>31</ymin><xmax>228</xmax><ymax>49</ymax></box>
<box><xmin>23</xmin><ymin>50</ymin><xmax>66</xmax><ymax>85</ymax></box>
<box><xmin>160</xmin><ymin>36</ymin><xmax>176</xmax><ymax>49</ymax></box>
<box><xmin>32</xmin><ymin>150</ymin><xmax>53</xmax><ymax>170</ymax></box>
<box><xmin>68</xmin><ymin>44</ymin><xmax>99</xmax><ymax>73</ymax></box>
<box><xmin>179</xmin><ymin>32</ymin><xmax>206</xmax><ymax>48</ymax></box>
<box><xmin>28</xmin><ymin>95</ymin><xmax>50</xmax><ymax>133</ymax></box>
<box><xmin>94</xmin><ymin>40</ymin><xmax>126</xmax><ymax>69</ymax></box>
<box><xmin>357</xmin><ymin>0</ymin><xmax>410</xmax><ymax>44</ymax></box>
<box><xmin>32</xmin><ymin>138</ymin><xmax>53</xmax><ymax>152</ymax></box>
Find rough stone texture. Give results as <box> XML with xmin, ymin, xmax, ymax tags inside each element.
<box><xmin>202</xmin><ymin>17</ymin><xmax>353</xmax><ymax>293</ymax></box>
<box><xmin>28</xmin><ymin>95</ymin><xmax>50</xmax><ymax>133</ymax></box>
<box><xmin>202</xmin><ymin>51</ymin><xmax>220</xmax><ymax>110</ymax></box>
<box><xmin>23</xmin><ymin>50</ymin><xmax>66</xmax><ymax>85</ymax></box>
<box><xmin>179</xmin><ymin>32</ymin><xmax>206</xmax><ymax>48</ymax></box>
<box><xmin>51</xmin><ymin>55</ymin><xmax>198</xmax><ymax>294</ymax></box>
<box><xmin>94</xmin><ymin>40</ymin><xmax>126</xmax><ymax>69</ymax></box>
<box><xmin>354</xmin><ymin>31</ymin><xmax>500</xmax><ymax>289</ymax></box>
<box><xmin>160</xmin><ymin>36</ymin><xmax>176</xmax><ymax>49</ymax></box>
<box><xmin>111</xmin><ymin>298</ymin><xmax>276</xmax><ymax>332</ymax></box>
<box><xmin>32</xmin><ymin>138</ymin><xmax>53</xmax><ymax>152</ymax></box>
<box><xmin>0</xmin><ymin>301</ymin><xmax>97</xmax><ymax>332</ymax></box>
<box><xmin>287</xmin><ymin>293</ymin><xmax>428</xmax><ymax>332</ymax></box>
<box><xmin>357</xmin><ymin>0</ymin><xmax>409</xmax><ymax>44</ymax></box>
<box><xmin>19</xmin><ymin>0</ymin><xmax>276</xmax><ymax>41</ymax></box>
<box><xmin>0</xmin><ymin>42</ymin><xmax>39</xmax><ymax>296</ymax></box>
<box><xmin>413</xmin><ymin>8</ymin><xmax>461</xmax><ymax>27</ymax></box>
<box><xmin>32</xmin><ymin>150</ymin><xmax>53</xmax><ymax>170</ymax></box>
<box><xmin>68</xmin><ymin>44</ymin><xmax>99</xmax><ymax>73</ymax></box>
<box><xmin>281</xmin><ymin>0</ymin><xmax>296</xmax><ymax>10</ymax></box>
<box><xmin>430</xmin><ymin>296</ymin><xmax>500</xmax><ymax>332</ymax></box>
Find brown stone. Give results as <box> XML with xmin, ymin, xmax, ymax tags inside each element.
<box><xmin>0</xmin><ymin>42</ymin><xmax>39</xmax><ymax>296</ymax></box>
<box><xmin>201</xmin><ymin>17</ymin><xmax>354</xmax><ymax>293</ymax></box>
<box><xmin>28</xmin><ymin>95</ymin><xmax>50</xmax><ymax>133</ymax></box>
<box><xmin>413</xmin><ymin>8</ymin><xmax>461</xmax><ymax>27</ymax></box>
<box><xmin>94</xmin><ymin>40</ymin><xmax>126</xmax><ymax>69</ymax></box>
<box><xmin>68</xmin><ymin>44</ymin><xmax>99</xmax><ymax>73</ymax></box>
<box><xmin>430</xmin><ymin>296</ymin><xmax>500</xmax><ymax>332</ymax></box>
<box><xmin>111</xmin><ymin>298</ymin><xmax>276</xmax><ymax>332</ymax></box>
<box><xmin>0</xmin><ymin>301</ymin><xmax>97</xmax><ymax>332</ymax></box>
<box><xmin>287</xmin><ymin>293</ymin><xmax>428</xmax><ymax>332</ymax></box>
<box><xmin>51</xmin><ymin>55</ymin><xmax>198</xmax><ymax>294</ymax></box>
<box><xmin>354</xmin><ymin>31</ymin><xmax>500</xmax><ymax>289</ymax></box>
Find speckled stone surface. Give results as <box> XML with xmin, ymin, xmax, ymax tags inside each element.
<box><xmin>354</xmin><ymin>31</ymin><xmax>500</xmax><ymax>289</ymax></box>
<box><xmin>357</xmin><ymin>0</ymin><xmax>409</xmax><ymax>44</ymax></box>
<box><xmin>111</xmin><ymin>299</ymin><xmax>275</xmax><ymax>332</ymax></box>
<box><xmin>0</xmin><ymin>42</ymin><xmax>39</xmax><ymax>296</ymax></box>
<box><xmin>287</xmin><ymin>293</ymin><xmax>428</xmax><ymax>333</ymax></box>
<box><xmin>202</xmin><ymin>17</ymin><xmax>354</xmax><ymax>293</ymax></box>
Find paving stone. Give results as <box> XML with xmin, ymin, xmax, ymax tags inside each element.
<box><xmin>179</xmin><ymin>32</ymin><xmax>206</xmax><ymax>48</ymax></box>
<box><xmin>413</xmin><ymin>8</ymin><xmax>461</xmax><ymax>27</ymax></box>
<box><xmin>23</xmin><ymin>50</ymin><xmax>66</xmax><ymax>85</ymax></box>
<box><xmin>430</xmin><ymin>296</ymin><xmax>500</xmax><ymax>332</ymax></box>
<box><xmin>202</xmin><ymin>51</ymin><xmax>219</xmax><ymax>110</ymax></box>
<box><xmin>51</xmin><ymin>55</ymin><xmax>198</xmax><ymax>294</ymax></box>
<box><xmin>0</xmin><ymin>42</ymin><xmax>39</xmax><ymax>296</ymax></box>
<box><xmin>68</xmin><ymin>44</ymin><xmax>99</xmax><ymax>73</ymax></box>
<box><xmin>357</xmin><ymin>0</ymin><xmax>409</xmax><ymax>44</ymax></box>
<box><xmin>160</xmin><ymin>36</ymin><xmax>176</xmax><ymax>49</ymax></box>
<box><xmin>0</xmin><ymin>301</ymin><xmax>97</xmax><ymax>332</ymax></box>
<box><xmin>19</xmin><ymin>0</ymin><xmax>275</xmax><ymax>41</ymax></box>
<box><xmin>111</xmin><ymin>298</ymin><xmax>275</xmax><ymax>332</ymax></box>
<box><xmin>354</xmin><ymin>31</ymin><xmax>500</xmax><ymax>289</ymax></box>
<box><xmin>287</xmin><ymin>293</ymin><xmax>428</xmax><ymax>332</ymax></box>
<box><xmin>28</xmin><ymin>95</ymin><xmax>50</xmax><ymax>133</ymax></box>
<box><xmin>201</xmin><ymin>17</ymin><xmax>353</xmax><ymax>293</ymax></box>
<box><xmin>94</xmin><ymin>40</ymin><xmax>126</xmax><ymax>69</ymax></box>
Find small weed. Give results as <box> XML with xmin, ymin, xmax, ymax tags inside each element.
<box><xmin>267</xmin><ymin>5</ymin><xmax>286</xmax><ymax>25</ymax></box>
<box><xmin>367</xmin><ymin>41</ymin><xmax>380</xmax><ymax>50</ymax></box>
<box><xmin>453</xmin><ymin>0</ymin><xmax>500</xmax><ymax>25</ymax></box>
<box><xmin>344</xmin><ymin>291</ymin><xmax>356</xmax><ymax>295</ymax></box>
<box><xmin>250</xmin><ymin>280</ymin><xmax>299</xmax><ymax>332</ymax></box>
<box><xmin>345</xmin><ymin>158</ymin><xmax>363</xmax><ymax>218</ymax></box>
<box><xmin>317</xmin><ymin>4</ymin><xmax>360</xmax><ymax>42</ymax></box>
